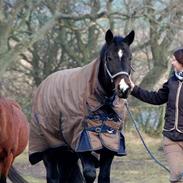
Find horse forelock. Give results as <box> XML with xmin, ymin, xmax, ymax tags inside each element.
<box><xmin>113</xmin><ymin>36</ymin><xmax>124</xmax><ymax>45</ymax></box>
<box><xmin>100</xmin><ymin>35</ymin><xmax>129</xmax><ymax>55</ymax></box>
<box><xmin>100</xmin><ymin>37</ymin><xmax>131</xmax><ymax>65</ymax></box>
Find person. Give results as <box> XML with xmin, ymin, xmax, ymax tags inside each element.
<box><xmin>130</xmin><ymin>48</ymin><xmax>183</xmax><ymax>183</ymax></box>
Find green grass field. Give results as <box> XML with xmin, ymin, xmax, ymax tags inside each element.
<box><xmin>13</xmin><ymin>132</ymin><xmax>170</xmax><ymax>183</ymax></box>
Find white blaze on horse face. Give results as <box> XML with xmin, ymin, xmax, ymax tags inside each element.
<box><xmin>118</xmin><ymin>49</ymin><xmax>123</xmax><ymax>59</ymax></box>
<box><xmin>119</xmin><ymin>78</ymin><xmax>129</xmax><ymax>92</ymax></box>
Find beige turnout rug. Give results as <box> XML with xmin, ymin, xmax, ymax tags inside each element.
<box><xmin>29</xmin><ymin>58</ymin><xmax>126</xmax><ymax>164</ymax></box>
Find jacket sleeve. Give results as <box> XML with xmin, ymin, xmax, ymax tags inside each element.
<box><xmin>131</xmin><ymin>81</ymin><xmax>169</xmax><ymax>105</ymax></box>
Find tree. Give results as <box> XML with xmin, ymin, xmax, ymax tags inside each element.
<box><xmin>128</xmin><ymin>0</ymin><xmax>183</xmax><ymax>134</ymax></box>
<box><xmin>1</xmin><ymin>0</ymin><xmax>183</xmax><ymax>133</ymax></box>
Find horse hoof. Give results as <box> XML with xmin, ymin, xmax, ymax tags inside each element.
<box><xmin>83</xmin><ymin>168</ymin><xmax>96</xmax><ymax>183</ymax></box>
<box><xmin>0</xmin><ymin>175</ymin><xmax>6</xmax><ymax>183</ymax></box>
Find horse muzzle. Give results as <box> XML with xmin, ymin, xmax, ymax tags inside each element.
<box><xmin>115</xmin><ymin>77</ymin><xmax>131</xmax><ymax>99</ymax></box>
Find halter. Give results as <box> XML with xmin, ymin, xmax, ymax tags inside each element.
<box><xmin>104</xmin><ymin>59</ymin><xmax>129</xmax><ymax>83</ymax></box>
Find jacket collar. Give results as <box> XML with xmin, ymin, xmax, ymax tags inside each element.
<box><xmin>174</xmin><ymin>71</ymin><xmax>183</xmax><ymax>81</ymax></box>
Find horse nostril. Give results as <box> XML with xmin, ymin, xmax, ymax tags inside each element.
<box><xmin>119</xmin><ymin>78</ymin><xmax>129</xmax><ymax>92</ymax></box>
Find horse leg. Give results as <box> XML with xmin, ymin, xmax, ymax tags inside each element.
<box><xmin>0</xmin><ymin>152</ymin><xmax>14</xmax><ymax>183</ymax></box>
<box><xmin>0</xmin><ymin>165</ymin><xmax>6</xmax><ymax>183</ymax></box>
<box><xmin>79</xmin><ymin>152</ymin><xmax>96</xmax><ymax>183</ymax></box>
<box><xmin>0</xmin><ymin>173</ymin><xmax>6</xmax><ymax>183</ymax></box>
<box><xmin>57</xmin><ymin>151</ymin><xmax>84</xmax><ymax>183</ymax></box>
<box><xmin>43</xmin><ymin>153</ymin><xmax>59</xmax><ymax>183</ymax></box>
<box><xmin>98</xmin><ymin>151</ymin><xmax>114</xmax><ymax>183</ymax></box>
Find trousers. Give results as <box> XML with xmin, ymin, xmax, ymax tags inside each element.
<box><xmin>163</xmin><ymin>136</ymin><xmax>183</xmax><ymax>183</ymax></box>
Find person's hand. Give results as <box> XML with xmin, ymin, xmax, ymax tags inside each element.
<box><xmin>129</xmin><ymin>77</ymin><xmax>135</xmax><ymax>90</ymax></box>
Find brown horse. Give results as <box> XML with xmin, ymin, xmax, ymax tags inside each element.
<box><xmin>0</xmin><ymin>97</ymin><xmax>29</xmax><ymax>183</ymax></box>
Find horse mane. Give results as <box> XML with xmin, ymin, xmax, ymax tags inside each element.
<box><xmin>0</xmin><ymin>97</ymin><xmax>21</xmax><ymax>110</ymax></box>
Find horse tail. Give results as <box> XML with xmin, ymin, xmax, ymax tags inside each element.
<box><xmin>8</xmin><ymin>166</ymin><xmax>29</xmax><ymax>183</ymax></box>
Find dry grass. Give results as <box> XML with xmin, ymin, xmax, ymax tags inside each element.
<box><xmin>110</xmin><ymin>132</ymin><xmax>169</xmax><ymax>183</ymax></box>
<box><xmin>12</xmin><ymin>132</ymin><xmax>170</xmax><ymax>183</ymax></box>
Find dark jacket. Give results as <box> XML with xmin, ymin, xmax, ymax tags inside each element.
<box><xmin>131</xmin><ymin>74</ymin><xmax>183</xmax><ymax>141</ymax></box>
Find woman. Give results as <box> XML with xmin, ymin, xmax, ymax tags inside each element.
<box><xmin>130</xmin><ymin>48</ymin><xmax>183</xmax><ymax>183</ymax></box>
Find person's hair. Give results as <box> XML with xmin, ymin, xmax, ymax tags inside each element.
<box><xmin>174</xmin><ymin>48</ymin><xmax>183</xmax><ymax>65</ymax></box>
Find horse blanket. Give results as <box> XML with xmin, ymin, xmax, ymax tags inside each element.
<box><xmin>29</xmin><ymin>58</ymin><xmax>126</xmax><ymax>164</ymax></box>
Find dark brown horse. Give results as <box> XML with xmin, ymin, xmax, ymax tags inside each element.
<box><xmin>29</xmin><ymin>29</ymin><xmax>135</xmax><ymax>183</ymax></box>
<box><xmin>0</xmin><ymin>97</ymin><xmax>29</xmax><ymax>183</ymax></box>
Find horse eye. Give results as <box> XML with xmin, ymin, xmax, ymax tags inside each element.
<box><xmin>107</xmin><ymin>56</ymin><xmax>112</xmax><ymax>61</ymax></box>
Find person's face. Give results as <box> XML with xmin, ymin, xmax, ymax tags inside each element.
<box><xmin>171</xmin><ymin>56</ymin><xmax>183</xmax><ymax>72</ymax></box>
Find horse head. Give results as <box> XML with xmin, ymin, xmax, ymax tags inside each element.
<box><xmin>99</xmin><ymin>29</ymin><xmax>135</xmax><ymax>98</ymax></box>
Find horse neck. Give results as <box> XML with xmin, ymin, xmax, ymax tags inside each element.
<box><xmin>98</xmin><ymin>59</ymin><xmax>115</xmax><ymax>97</ymax></box>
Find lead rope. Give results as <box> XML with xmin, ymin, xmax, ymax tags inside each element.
<box><xmin>124</xmin><ymin>100</ymin><xmax>170</xmax><ymax>173</ymax></box>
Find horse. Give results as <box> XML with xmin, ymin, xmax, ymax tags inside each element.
<box><xmin>0</xmin><ymin>97</ymin><xmax>29</xmax><ymax>183</ymax></box>
<box><xmin>29</xmin><ymin>29</ymin><xmax>135</xmax><ymax>183</ymax></box>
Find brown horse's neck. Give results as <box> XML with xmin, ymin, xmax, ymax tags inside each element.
<box><xmin>98</xmin><ymin>59</ymin><xmax>115</xmax><ymax>97</ymax></box>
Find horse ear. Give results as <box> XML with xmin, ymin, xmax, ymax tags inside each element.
<box><xmin>105</xmin><ymin>29</ymin><xmax>113</xmax><ymax>45</ymax></box>
<box><xmin>123</xmin><ymin>30</ymin><xmax>135</xmax><ymax>46</ymax></box>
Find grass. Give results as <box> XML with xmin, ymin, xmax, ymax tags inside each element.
<box><xmin>110</xmin><ymin>132</ymin><xmax>169</xmax><ymax>183</ymax></box>
<box><xmin>12</xmin><ymin>132</ymin><xmax>170</xmax><ymax>183</ymax></box>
